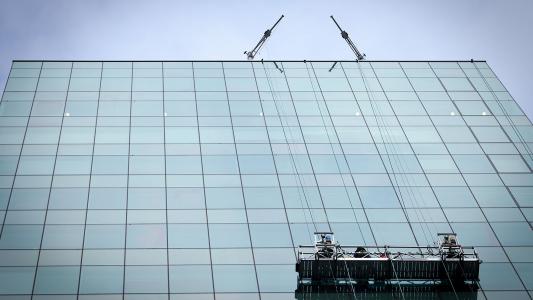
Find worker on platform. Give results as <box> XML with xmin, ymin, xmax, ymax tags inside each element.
<box><xmin>318</xmin><ymin>234</ymin><xmax>335</xmax><ymax>258</ymax></box>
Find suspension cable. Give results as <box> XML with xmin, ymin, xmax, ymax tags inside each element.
<box><xmin>302</xmin><ymin>60</ymin><xmax>360</xmax><ymax>300</ymax></box>
<box><xmin>262</xmin><ymin>62</ymin><xmax>325</xmax><ymax>300</ymax></box>
<box><xmin>398</xmin><ymin>63</ymin><xmax>484</xmax><ymax>297</ymax></box>
<box><xmin>366</xmin><ymin>63</ymin><xmax>440</xmax><ymax>248</ymax></box>
<box><xmin>262</xmin><ymin>62</ymin><xmax>318</xmax><ymax>237</ymax></box>
<box><xmin>304</xmin><ymin>62</ymin><xmax>368</xmax><ymax>246</ymax></box>
<box><xmin>272</xmin><ymin>61</ymin><xmax>350</xmax><ymax>299</ymax></box>
<box><xmin>355</xmin><ymin>61</ymin><xmax>427</xmax><ymax>246</ymax></box>
<box><xmin>472</xmin><ymin>63</ymin><xmax>533</xmax><ymax>161</ymax></box>
<box><xmin>354</xmin><ymin>61</ymin><xmax>409</xmax><ymax>300</ymax></box>
<box><xmin>365</xmin><ymin>62</ymin><xmax>465</xmax><ymax>299</ymax></box>
<box><xmin>338</xmin><ymin>63</ymin><xmax>437</xmax><ymax>252</ymax></box>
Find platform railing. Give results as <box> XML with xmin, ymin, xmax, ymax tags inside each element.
<box><xmin>297</xmin><ymin>244</ymin><xmax>480</xmax><ymax>261</ymax></box>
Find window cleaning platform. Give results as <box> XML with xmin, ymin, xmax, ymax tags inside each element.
<box><xmin>296</xmin><ymin>232</ymin><xmax>481</xmax><ymax>288</ymax></box>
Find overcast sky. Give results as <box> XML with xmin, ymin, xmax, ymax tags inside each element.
<box><xmin>1</xmin><ymin>0</ymin><xmax>532</xmax><ymax>118</ymax></box>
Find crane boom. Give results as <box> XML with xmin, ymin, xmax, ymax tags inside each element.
<box><xmin>244</xmin><ymin>15</ymin><xmax>284</xmax><ymax>60</ymax></box>
<box><xmin>330</xmin><ymin>16</ymin><xmax>366</xmax><ymax>61</ymax></box>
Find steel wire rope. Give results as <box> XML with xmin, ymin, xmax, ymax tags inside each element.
<box><xmin>301</xmin><ymin>64</ymin><xmax>361</xmax><ymax>299</ymax></box>
<box><xmin>435</xmin><ymin>62</ymin><xmax>527</xmax><ymax>298</ymax></box>
<box><xmin>346</xmin><ymin>60</ymin><xmax>444</xmax><ymax>297</ymax></box>
<box><xmin>386</xmin><ymin>65</ymin><xmax>465</xmax><ymax>300</ymax></box>
<box><xmin>373</xmin><ymin>73</ymin><xmax>447</xmax><ymax>253</ymax></box>
<box><xmin>366</xmin><ymin>89</ymin><xmax>436</xmax><ymax>249</ymax></box>
<box><xmin>302</xmin><ymin>61</ymin><xmax>371</xmax><ymax>300</ymax></box>
<box><xmin>269</xmin><ymin>58</ymin><xmax>354</xmax><ymax>300</ymax></box>
<box><xmin>303</xmin><ymin>61</ymin><xmax>368</xmax><ymax>246</ymax></box>
<box><xmin>398</xmin><ymin>63</ymin><xmax>483</xmax><ymax>298</ymax></box>
<box><xmin>361</xmin><ymin>74</ymin><xmax>427</xmax><ymax>244</ymax></box>
<box><xmin>354</xmin><ymin>61</ymin><xmax>453</xmax><ymax>300</ymax></box>
<box><xmin>370</xmin><ymin>104</ymin><xmax>439</xmax><ymax>249</ymax></box>
<box><xmin>261</xmin><ymin>61</ymin><xmax>328</xmax><ymax>300</ymax></box>
<box><xmin>310</xmin><ymin>62</ymin><xmax>426</xmax><ymax>296</ymax></box>
<box><xmin>252</xmin><ymin>63</ymin><xmax>312</xmax><ymax>299</ymax></box>
<box><xmin>355</xmin><ymin>62</ymin><xmax>407</xmax><ymax>299</ymax></box>
<box><xmin>429</xmin><ymin>62</ymin><xmax>528</xmax><ymax>299</ymax></box>
<box><xmin>472</xmin><ymin>63</ymin><xmax>533</xmax><ymax>161</ymax></box>
<box><xmin>450</xmin><ymin>63</ymin><xmax>532</xmax><ymax>298</ymax></box>
<box><xmin>430</xmin><ymin>63</ymin><xmax>531</xmax><ymax>298</ymax></box>
<box><xmin>262</xmin><ymin>61</ymin><xmax>317</xmax><ymax>237</ymax></box>
<box><xmin>310</xmin><ymin>60</ymin><xmax>434</xmax><ymax>298</ymax></box>
<box><xmin>366</xmin><ymin>63</ymin><xmax>442</xmax><ymax>249</ymax></box>
<box><xmin>357</xmin><ymin>62</ymin><xmax>433</xmax><ymax>248</ymax></box>
<box><xmin>262</xmin><ymin>62</ymin><xmax>333</xmax><ymax>233</ymax></box>
<box><xmin>270</xmin><ymin>58</ymin><xmax>346</xmax><ymax>300</ymax></box>
<box><xmin>365</xmin><ymin>63</ymin><xmax>465</xmax><ymax>300</ymax></box>
<box><xmin>268</xmin><ymin>61</ymin><xmax>336</xmax><ymax>233</ymax></box>
<box><xmin>470</xmin><ymin>63</ymin><xmax>533</xmax><ymax>231</ymax></box>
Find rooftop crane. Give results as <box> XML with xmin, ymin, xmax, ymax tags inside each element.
<box><xmin>330</xmin><ymin>16</ymin><xmax>366</xmax><ymax>61</ymax></box>
<box><xmin>244</xmin><ymin>15</ymin><xmax>284</xmax><ymax>60</ymax></box>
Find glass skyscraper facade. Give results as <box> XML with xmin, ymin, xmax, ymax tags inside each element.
<box><xmin>0</xmin><ymin>60</ymin><xmax>531</xmax><ymax>299</ymax></box>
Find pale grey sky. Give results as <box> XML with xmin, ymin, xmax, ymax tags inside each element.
<box><xmin>1</xmin><ymin>0</ymin><xmax>532</xmax><ymax>117</ymax></box>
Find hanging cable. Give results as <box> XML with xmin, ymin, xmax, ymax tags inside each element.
<box><xmin>398</xmin><ymin>63</ymin><xmax>482</xmax><ymax>297</ymax></box>
<box><xmin>267</xmin><ymin>62</ymin><xmax>334</xmax><ymax>231</ymax></box>
<box><xmin>355</xmin><ymin>61</ymin><xmax>430</xmax><ymax>247</ymax></box>
<box><xmin>265</xmin><ymin>58</ymin><xmax>356</xmax><ymax>299</ymax></box>
<box><xmin>354</xmin><ymin>61</ymin><xmax>409</xmax><ymax>300</ymax></box>
<box><xmin>262</xmin><ymin>61</ymin><xmax>321</xmax><ymax>300</ymax></box>
<box><xmin>302</xmin><ymin>61</ymin><xmax>435</xmax><ymax>299</ymax></box>
<box><xmin>339</xmin><ymin>62</ymin><xmax>437</xmax><ymax>252</ymax></box>
<box><xmin>270</xmin><ymin>62</ymin><xmax>348</xmax><ymax>300</ymax></box>
<box><xmin>291</xmin><ymin>60</ymin><xmax>482</xmax><ymax>298</ymax></box>
<box><xmin>303</xmin><ymin>61</ymin><xmax>360</xmax><ymax>300</ymax></box>
<box><xmin>366</xmin><ymin>63</ymin><xmax>440</xmax><ymax>248</ymax></box>
<box><xmin>364</xmin><ymin>63</ymin><xmax>466</xmax><ymax>299</ymax></box>
<box><xmin>304</xmin><ymin>62</ymin><xmax>368</xmax><ymax>246</ymax></box>
<box><xmin>372</xmin><ymin>65</ymin><xmax>441</xmax><ymax>249</ymax></box>
<box><xmin>471</xmin><ymin>63</ymin><xmax>533</xmax><ymax>162</ymax></box>
<box><xmin>262</xmin><ymin>61</ymin><xmax>318</xmax><ymax>238</ymax></box>
<box><xmin>355</xmin><ymin>61</ymin><xmax>464</xmax><ymax>299</ymax></box>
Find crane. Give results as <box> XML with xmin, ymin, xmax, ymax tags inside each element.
<box><xmin>244</xmin><ymin>15</ymin><xmax>284</xmax><ymax>60</ymax></box>
<box><xmin>330</xmin><ymin>15</ymin><xmax>366</xmax><ymax>61</ymax></box>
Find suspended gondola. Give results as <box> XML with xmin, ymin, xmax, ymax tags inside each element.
<box><xmin>296</xmin><ymin>232</ymin><xmax>481</xmax><ymax>289</ymax></box>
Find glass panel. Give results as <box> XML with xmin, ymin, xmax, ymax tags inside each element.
<box><xmin>0</xmin><ymin>267</ymin><xmax>35</xmax><ymax>294</ymax></box>
<box><xmin>84</xmin><ymin>225</ymin><xmax>125</xmax><ymax>248</ymax></box>
<box><xmin>168</xmin><ymin>224</ymin><xmax>209</xmax><ymax>248</ymax></box>
<box><xmin>169</xmin><ymin>265</ymin><xmax>213</xmax><ymax>293</ymax></box>
<box><xmin>209</xmin><ymin>224</ymin><xmax>251</xmax><ymax>248</ymax></box>
<box><xmin>213</xmin><ymin>265</ymin><xmax>258</xmax><ymax>292</ymax></box>
<box><xmin>1</xmin><ymin>60</ymin><xmax>533</xmax><ymax>298</ymax></box>
<box><xmin>126</xmin><ymin>224</ymin><xmax>166</xmax><ymax>248</ymax></box>
<box><xmin>124</xmin><ymin>266</ymin><xmax>168</xmax><ymax>293</ymax></box>
<box><xmin>34</xmin><ymin>266</ymin><xmax>79</xmax><ymax>294</ymax></box>
<box><xmin>79</xmin><ymin>266</ymin><xmax>124</xmax><ymax>294</ymax></box>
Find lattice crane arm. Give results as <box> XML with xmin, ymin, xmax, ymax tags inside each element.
<box><xmin>330</xmin><ymin>15</ymin><xmax>366</xmax><ymax>61</ymax></box>
<box><xmin>244</xmin><ymin>15</ymin><xmax>284</xmax><ymax>60</ymax></box>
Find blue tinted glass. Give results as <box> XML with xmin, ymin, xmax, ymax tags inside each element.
<box><xmin>34</xmin><ymin>266</ymin><xmax>80</xmax><ymax>294</ymax></box>
<box><xmin>168</xmin><ymin>224</ymin><xmax>209</xmax><ymax>248</ymax></box>
<box><xmin>213</xmin><ymin>265</ymin><xmax>258</xmax><ymax>292</ymax></box>
<box><xmin>124</xmin><ymin>266</ymin><xmax>168</xmax><ymax>293</ymax></box>
<box><xmin>170</xmin><ymin>266</ymin><xmax>213</xmax><ymax>293</ymax></box>
<box><xmin>79</xmin><ymin>266</ymin><xmax>124</xmax><ymax>294</ymax></box>
<box><xmin>0</xmin><ymin>60</ymin><xmax>531</xmax><ymax>298</ymax></box>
